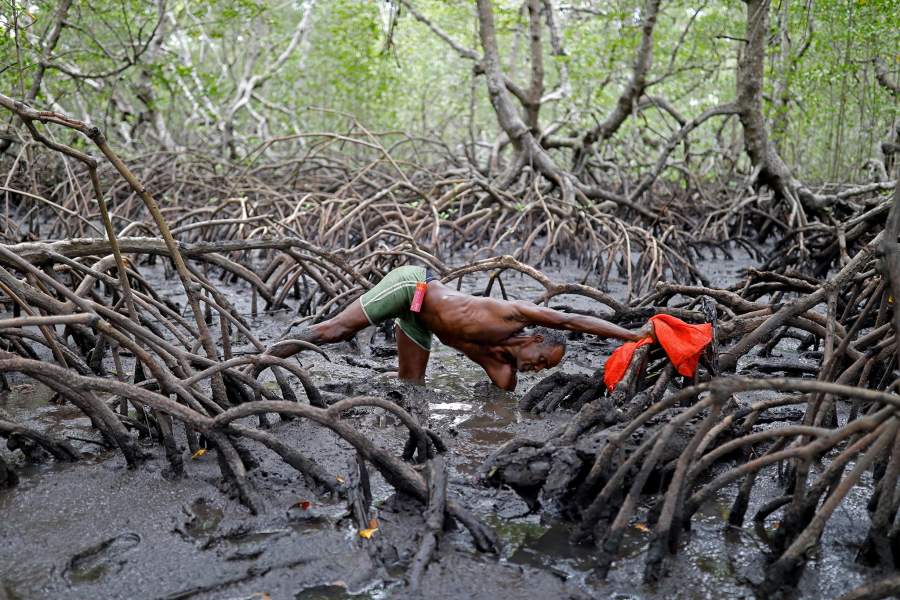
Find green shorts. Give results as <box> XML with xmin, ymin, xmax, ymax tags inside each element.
<box><xmin>359</xmin><ymin>265</ymin><xmax>433</xmax><ymax>351</ymax></box>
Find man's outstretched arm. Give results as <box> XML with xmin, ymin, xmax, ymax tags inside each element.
<box><xmin>513</xmin><ymin>301</ymin><xmax>649</xmax><ymax>341</ymax></box>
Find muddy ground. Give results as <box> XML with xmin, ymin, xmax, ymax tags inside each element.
<box><xmin>0</xmin><ymin>251</ymin><xmax>885</xmax><ymax>599</ymax></box>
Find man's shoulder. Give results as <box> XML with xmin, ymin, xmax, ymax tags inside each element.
<box><xmin>500</xmin><ymin>298</ymin><xmax>535</xmax><ymax>320</ymax></box>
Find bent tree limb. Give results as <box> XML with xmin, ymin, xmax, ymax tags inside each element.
<box><xmin>0</xmin><ymin>93</ymin><xmax>229</xmax><ymax>406</ymax></box>
<box><xmin>734</xmin><ymin>0</ymin><xmax>877</xmax><ymax>214</ymax></box>
<box><xmin>880</xmin><ymin>176</ymin><xmax>900</xmax><ymax>373</ymax></box>
<box><xmin>0</xmin><ymin>352</ymin><xmax>497</xmax><ymax>550</ymax></box>
<box><xmin>736</xmin><ymin>0</ymin><xmax>809</xmax><ymax>211</ymax></box>
<box><xmin>406</xmin><ymin>455</ymin><xmax>448</xmax><ymax>592</ymax></box>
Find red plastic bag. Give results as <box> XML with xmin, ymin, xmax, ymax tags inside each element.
<box><xmin>603</xmin><ymin>314</ymin><xmax>713</xmax><ymax>392</ymax></box>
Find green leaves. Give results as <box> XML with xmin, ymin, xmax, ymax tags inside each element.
<box><xmin>0</xmin><ymin>0</ymin><xmax>893</xmax><ymax>182</ymax></box>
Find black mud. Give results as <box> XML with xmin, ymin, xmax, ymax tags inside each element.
<box><xmin>0</xmin><ymin>251</ymin><xmax>883</xmax><ymax>599</ymax></box>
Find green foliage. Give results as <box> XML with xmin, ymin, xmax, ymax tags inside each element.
<box><xmin>304</xmin><ymin>0</ymin><xmax>402</xmax><ymax>123</ymax></box>
<box><xmin>0</xmin><ymin>0</ymin><xmax>896</xmax><ymax>184</ymax></box>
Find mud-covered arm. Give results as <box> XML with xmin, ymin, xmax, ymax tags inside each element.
<box><xmin>514</xmin><ymin>301</ymin><xmax>646</xmax><ymax>341</ymax></box>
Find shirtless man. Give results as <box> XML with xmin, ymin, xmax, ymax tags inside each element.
<box><xmin>264</xmin><ymin>265</ymin><xmax>651</xmax><ymax>390</ymax></box>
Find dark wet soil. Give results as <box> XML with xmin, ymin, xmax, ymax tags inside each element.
<box><xmin>0</xmin><ymin>249</ymin><xmax>883</xmax><ymax>599</ymax></box>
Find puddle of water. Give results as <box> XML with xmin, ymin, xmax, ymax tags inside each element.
<box><xmin>498</xmin><ymin>517</ymin><xmax>648</xmax><ymax>573</ymax></box>
<box><xmin>427</xmin><ymin>346</ymin><xmax>477</xmax><ymax>398</ymax></box>
<box><xmin>184</xmin><ymin>498</ymin><xmax>224</xmax><ymax>538</ymax></box>
<box><xmin>0</xmin><ymin>381</ymin><xmax>55</xmax><ymax>418</ymax></box>
<box><xmin>458</xmin><ymin>425</ymin><xmax>516</xmax><ymax>449</ymax></box>
<box><xmin>287</xmin><ymin>518</ymin><xmax>332</xmax><ymax>535</ymax></box>
<box><xmin>489</xmin><ymin>516</ymin><xmax>549</xmax><ymax>558</ymax></box>
<box><xmin>0</xmin><ymin>380</ymin><xmax>107</xmax><ymax>443</ymax></box>
<box><xmin>294</xmin><ymin>564</ymin><xmax>407</xmax><ymax>600</ymax></box>
<box><xmin>228</xmin><ymin>528</ymin><xmax>292</xmax><ymax>545</ymax></box>
<box><xmin>489</xmin><ymin>498</ymin><xmax>760</xmax><ymax>598</ymax></box>
<box><xmin>445</xmin><ymin>384</ymin><xmax>538</xmax><ymax>473</ymax></box>
<box><xmin>63</xmin><ymin>532</ymin><xmax>141</xmax><ymax>584</ymax></box>
<box><xmin>430</xmin><ymin>402</ymin><xmax>471</xmax><ymax>412</ymax></box>
<box><xmin>0</xmin><ymin>580</ymin><xmax>23</xmax><ymax>600</ymax></box>
<box><xmin>295</xmin><ymin>584</ymin><xmax>380</xmax><ymax>599</ymax></box>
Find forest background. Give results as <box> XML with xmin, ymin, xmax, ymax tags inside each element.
<box><xmin>1</xmin><ymin>0</ymin><xmax>897</xmax><ymax>192</ymax></box>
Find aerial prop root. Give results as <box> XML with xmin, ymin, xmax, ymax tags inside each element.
<box><xmin>0</xmin><ymin>356</ymin><xmax>496</xmax><ymax>551</ymax></box>
<box><xmin>482</xmin><ymin>374</ymin><xmax>900</xmax><ymax>587</ymax></box>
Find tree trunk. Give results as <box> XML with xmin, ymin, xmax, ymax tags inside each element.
<box><xmin>578</xmin><ymin>0</ymin><xmax>662</xmax><ymax>156</ymax></box>
<box><xmin>736</xmin><ymin>0</ymin><xmax>817</xmax><ymax>213</ymax></box>
<box><xmin>474</xmin><ymin>0</ymin><xmax>566</xmax><ymax>190</ymax></box>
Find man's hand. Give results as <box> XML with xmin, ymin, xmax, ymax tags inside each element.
<box><xmin>633</xmin><ymin>321</ymin><xmax>656</xmax><ymax>342</ymax></box>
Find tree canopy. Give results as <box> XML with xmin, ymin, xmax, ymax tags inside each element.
<box><xmin>1</xmin><ymin>0</ymin><xmax>896</xmax><ymax>184</ymax></box>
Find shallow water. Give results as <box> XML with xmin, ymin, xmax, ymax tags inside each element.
<box><xmin>0</xmin><ymin>247</ymin><xmax>884</xmax><ymax>599</ymax></box>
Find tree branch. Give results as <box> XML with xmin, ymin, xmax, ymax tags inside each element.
<box><xmin>874</xmin><ymin>57</ymin><xmax>900</xmax><ymax>98</ymax></box>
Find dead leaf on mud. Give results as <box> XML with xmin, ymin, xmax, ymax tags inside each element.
<box><xmin>358</xmin><ymin>527</ymin><xmax>378</xmax><ymax>539</ymax></box>
<box><xmin>191</xmin><ymin>448</ymin><xmax>207</xmax><ymax>459</ymax></box>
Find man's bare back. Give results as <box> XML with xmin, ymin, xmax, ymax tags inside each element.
<box><xmin>263</xmin><ymin>269</ymin><xmax>649</xmax><ymax>391</ymax></box>
<box><xmin>416</xmin><ymin>280</ymin><xmax>640</xmax><ymax>388</ymax></box>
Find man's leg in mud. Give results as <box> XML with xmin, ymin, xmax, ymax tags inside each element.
<box><xmin>395</xmin><ymin>325</ymin><xmax>431</xmax><ymax>461</ymax></box>
<box><xmin>264</xmin><ymin>300</ymin><xmax>371</xmax><ymax>360</ymax></box>
<box><xmin>396</xmin><ymin>325</ymin><xmax>429</xmax><ymax>384</ymax></box>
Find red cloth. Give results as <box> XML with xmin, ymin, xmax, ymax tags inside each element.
<box><xmin>603</xmin><ymin>314</ymin><xmax>713</xmax><ymax>392</ymax></box>
<box><xmin>602</xmin><ymin>338</ymin><xmax>653</xmax><ymax>392</ymax></box>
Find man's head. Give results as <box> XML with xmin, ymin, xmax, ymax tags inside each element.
<box><xmin>512</xmin><ymin>327</ymin><xmax>567</xmax><ymax>373</ymax></box>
